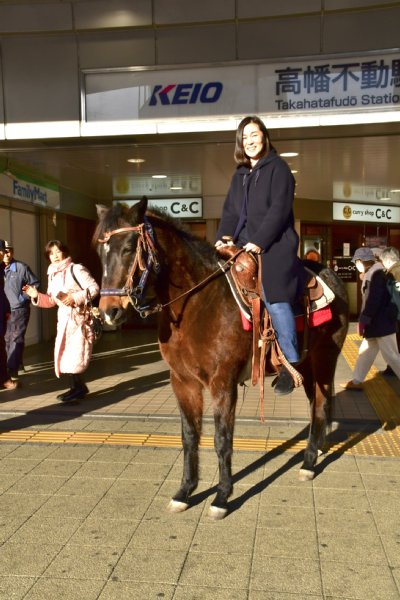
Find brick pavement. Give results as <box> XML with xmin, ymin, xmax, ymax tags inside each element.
<box><xmin>0</xmin><ymin>324</ymin><xmax>399</xmax><ymax>599</ymax></box>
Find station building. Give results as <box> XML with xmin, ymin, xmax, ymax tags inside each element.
<box><xmin>0</xmin><ymin>0</ymin><xmax>400</xmax><ymax>342</ymax></box>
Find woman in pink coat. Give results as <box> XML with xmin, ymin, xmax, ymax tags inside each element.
<box><xmin>24</xmin><ymin>240</ymin><xmax>99</xmax><ymax>402</ymax></box>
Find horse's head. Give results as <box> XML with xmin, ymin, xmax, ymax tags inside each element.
<box><xmin>94</xmin><ymin>197</ymin><xmax>159</xmax><ymax>326</ymax></box>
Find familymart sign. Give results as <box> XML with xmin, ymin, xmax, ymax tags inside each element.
<box><xmin>0</xmin><ymin>172</ymin><xmax>60</xmax><ymax>209</ymax></box>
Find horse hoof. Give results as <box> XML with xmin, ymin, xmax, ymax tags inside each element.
<box><xmin>298</xmin><ymin>468</ymin><xmax>315</xmax><ymax>482</ymax></box>
<box><xmin>208</xmin><ymin>505</ymin><xmax>228</xmax><ymax>520</ymax></box>
<box><xmin>167</xmin><ymin>499</ymin><xmax>189</xmax><ymax>513</ymax></box>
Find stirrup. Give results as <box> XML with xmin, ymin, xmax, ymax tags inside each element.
<box><xmin>273</xmin><ymin>366</ymin><xmax>295</xmax><ymax>396</ymax></box>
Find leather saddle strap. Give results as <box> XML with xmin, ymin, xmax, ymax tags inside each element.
<box><xmin>251</xmin><ymin>255</ymin><xmax>264</xmax><ymax>387</ymax></box>
<box><xmin>230</xmin><ymin>267</ymin><xmax>255</xmax><ymax>310</ymax></box>
<box><xmin>251</xmin><ymin>296</ymin><xmax>261</xmax><ymax>386</ymax></box>
<box><xmin>258</xmin><ymin>311</ymin><xmax>275</xmax><ymax>422</ymax></box>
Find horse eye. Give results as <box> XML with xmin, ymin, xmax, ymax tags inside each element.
<box><xmin>122</xmin><ymin>245</ymin><xmax>133</xmax><ymax>256</ymax></box>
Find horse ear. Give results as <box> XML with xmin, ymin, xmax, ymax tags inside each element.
<box><xmin>128</xmin><ymin>196</ymin><xmax>148</xmax><ymax>224</ymax></box>
<box><xmin>96</xmin><ymin>204</ymin><xmax>109</xmax><ymax>220</ymax></box>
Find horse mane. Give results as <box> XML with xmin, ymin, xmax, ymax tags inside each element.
<box><xmin>92</xmin><ymin>203</ymin><xmax>218</xmax><ymax>269</ymax></box>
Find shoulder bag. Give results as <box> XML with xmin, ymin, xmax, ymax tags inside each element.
<box><xmin>70</xmin><ymin>265</ymin><xmax>103</xmax><ymax>344</ymax></box>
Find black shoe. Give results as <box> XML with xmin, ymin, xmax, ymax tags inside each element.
<box><xmin>273</xmin><ymin>366</ymin><xmax>295</xmax><ymax>396</ymax></box>
<box><xmin>380</xmin><ymin>366</ymin><xmax>395</xmax><ymax>376</ymax></box>
<box><xmin>59</xmin><ymin>384</ymin><xmax>89</xmax><ymax>403</ymax></box>
<box><xmin>57</xmin><ymin>389</ymin><xmax>72</xmax><ymax>401</ymax></box>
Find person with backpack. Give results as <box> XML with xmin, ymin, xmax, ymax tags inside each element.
<box><xmin>341</xmin><ymin>246</ymin><xmax>400</xmax><ymax>391</ymax></box>
<box><xmin>379</xmin><ymin>246</ymin><xmax>400</xmax><ymax>376</ymax></box>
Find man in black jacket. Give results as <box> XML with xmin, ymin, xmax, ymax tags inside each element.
<box><xmin>3</xmin><ymin>241</ymin><xmax>39</xmax><ymax>387</ymax></box>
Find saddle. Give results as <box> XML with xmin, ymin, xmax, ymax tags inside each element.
<box><xmin>217</xmin><ymin>245</ymin><xmax>335</xmax><ymax>420</ymax></box>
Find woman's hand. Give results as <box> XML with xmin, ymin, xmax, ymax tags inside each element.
<box><xmin>22</xmin><ymin>284</ymin><xmax>38</xmax><ymax>299</ymax></box>
<box><xmin>60</xmin><ymin>293</ymin><xmax>75</xmax><ymax>307</ymax></box>
<box><xmin>215</xmin><ymin>237</ymin><xmax>234</xmax><ymax>249</ymax></box>
<box><xmin>244</xmin><ymin>242</ymin><xmax>262</xmax><ymax>254</ymax></box>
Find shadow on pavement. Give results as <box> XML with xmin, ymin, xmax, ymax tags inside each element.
<box><xmin>180</xmin><ymin>418</ymin><xmax>383</xmax><ymax>516</ymax></box>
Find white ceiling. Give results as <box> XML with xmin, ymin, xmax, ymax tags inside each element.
<box><xmin>1</xmin><ymin>122</ymin><xmax>400</xmax><ymax>206</ymax></box>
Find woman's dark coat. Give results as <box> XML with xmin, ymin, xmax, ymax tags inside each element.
<box><xmin>359</xmin><ymin>262</ymin><xmax>397</xmax><ymax>338</ymax></box>
<box><xmin>216</xmin><ymin>150</ymin><xmax>303</xmax><ymax>304</ymax></box>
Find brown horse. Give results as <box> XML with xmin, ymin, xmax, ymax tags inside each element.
<box><xmin>94</xmin><ymin>198</ymin><xmax>349</xmax><ymax>519</ymax></box>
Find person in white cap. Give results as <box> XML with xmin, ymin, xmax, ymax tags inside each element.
<box><xmin>341</xmin><ymin>246</ymin><xmax>400</xmax><ymax>391</ymax></box>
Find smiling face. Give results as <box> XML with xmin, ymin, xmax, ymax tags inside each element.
<box><xmin>242</xmin><ymin>122</ymin><xmax>265</xmax><ymax>165</ymax></box>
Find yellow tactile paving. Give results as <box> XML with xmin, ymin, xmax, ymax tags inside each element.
<box><xmin>1</xmin><ymin>427</ymin><xmax>400</xmax><ymax>458</ymax></box>
<box><xmin>0</xmin><ymin>333</ymin><xmax>399</xmax><ymax>457</ymax></box>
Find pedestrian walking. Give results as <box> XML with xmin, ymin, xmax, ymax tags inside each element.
<box><xmin>341</xmin><ymin>246</ymin><xmax>400</xmax><ymax>391</ymax></box>
<box><xmin>23</xmin><ymin>240</ymin><xmax>99</xmax><ymax>402</ymax></box>
<box><xmin>0</xmin><ymin>240</ymin><xmax>16</xmax><ymax>391</ymax></box>
<box><xmin>3</xmin><ymin>241</ymin><xmax>39</xmax><ymax>387</ymax></box>
<box><xmin>379</xmin><ymin>245</ymin><xmax>400</xmax><ymax>376</ymax></box>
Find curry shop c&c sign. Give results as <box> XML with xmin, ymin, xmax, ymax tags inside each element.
<box><xmin>333</xmin><ymin>202</ymin><xmax>400</xmax><ymax>223</ymax></box>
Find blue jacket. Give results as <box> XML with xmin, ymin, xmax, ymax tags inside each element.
<box><xmin>4</xmin><ymin>259</ymin><xmax>39</xmax><ymax>310</ymax></box>
<box><xmin>359</xmin><ymin>262</ymin><xmax>397</xmax><ymax>338</ymax></box>
<box><xmin>0</xmin><ymin>264</ymin><xmax>10</xmax><ymax>336</ymax></box>
<box><xmin>216</xmin><ymin>150</ymin><xmax>304</xmax><ymax>304</ymax></box>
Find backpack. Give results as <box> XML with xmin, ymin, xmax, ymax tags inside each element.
<box><xmin>386</xmin><ymin>273</ymin><xmax>400</xmax><ymax>319</ymax></box>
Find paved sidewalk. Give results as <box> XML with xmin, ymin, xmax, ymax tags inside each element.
<box><xmin>0</xmin><ymin>416</ymin><xmax>400</xmax><ymax>600</ymax></box>
<box><xmin>0</xmin><ymin>324</ymin><xmax>399</xmax><ymax>599</ymax></box>
<box><xmin>0</xmin><ymin>324</ymin><xmax>383</xmax><ymax>426</ymax></box>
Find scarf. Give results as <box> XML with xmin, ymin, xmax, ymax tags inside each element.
<box><xmin>47</xmin><ymin>256</ymin><xmax>72</xmax><ymax>297</ymax></box>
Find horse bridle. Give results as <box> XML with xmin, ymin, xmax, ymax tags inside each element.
<box><xmin>98</xmin><ymin>218</ymin><xmax>161</xmax><ymax>317</ymax></box>
<box><xmin>98</xmin><ymin>217</ymin><xmax>244</xmax><ymax>318</ymax></box>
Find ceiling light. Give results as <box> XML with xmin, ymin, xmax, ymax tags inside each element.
<box><xmin>291</xmin><ymin>170</ymin><xmax>298</xmax><ymax>174</ymax></box>
<box><xmin>152</xmin><ymin>174</ymin><xmax>167</xmax><ymax>179</ymax></box>
<box><xmin>390</xmin><ymin>189</ymin><xmax>400</xmax><ymax>193</ymax></box>
<box><xmin>170</xmin><ymin>185</ymin><xmax>183</xmax><ymax>190</ymax></box>
<box><xmin>127</xmin><ymin>158</ymin><xmax>145</xmax><ymax>164</ymax></box>
<box><xmin>281</xmin><ymin>152</ymin><xmax>299</xmax><ymax>157</ymax></box>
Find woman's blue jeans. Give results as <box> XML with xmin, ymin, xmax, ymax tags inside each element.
<box><xmin>265</xmin><ymin>301</ymin><xmax>299</xmax><ymax>363</ymax></box>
